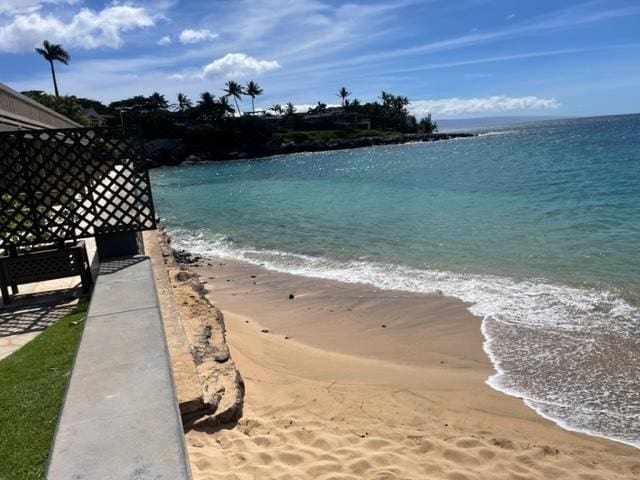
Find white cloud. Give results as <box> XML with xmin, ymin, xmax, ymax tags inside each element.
<box><xmin>0</xmin><ymin>4</ymin><xmax>155</xmax><ymax>53</ymax></box>
<box><xmin>292</xmin><ymin>103</ymin><xmax>341</xmax><ymax>113</ymax></box>
<box><xmin>157</xmin><ymin>35</ymin><xmax>171</xmax><ymax>46</ymax></box>
<box><xmin>0</xmin><ymin>0</ymin><xmax>77</xmax><ymax>15</ymax></box>
<box><xmin>409</xmin><ymin>96</ymin><xmax>560</xmax><ymax>117</ymax></box>
<box><xmin>202</xmin><ymin>53</ymin><xmax>280</xmax><ymax>79</ymax></box>
<box><xmin>179</xmin><ymin>28</ymin><xmax>219</xmax><ymax>44</ymax></box>
<box><xmin>303</xmin><ymin>4</ymin><xmax>640</xmax><ymax>72</ymax></box>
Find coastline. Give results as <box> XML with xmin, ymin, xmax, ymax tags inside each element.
<box><xmin>147</xmin><ymin>132</ymin><xmax>475</xmax><ymax>166</ymax></box>
<box><xmin>182</xmin><ymin>253</ymin><xmax>640</xmax><ymax>480</ymax></box>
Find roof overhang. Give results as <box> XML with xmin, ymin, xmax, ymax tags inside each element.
<box><xmin>0</xmin><ymin>82</ymin><xmax>82</xmax><ymax>130</ymax></box>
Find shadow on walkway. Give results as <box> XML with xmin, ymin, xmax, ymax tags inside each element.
<box><xmin>99</xmin><ymin>256</ymin><xmax>148</xmax><ymax>275</ymax></box>
<box><xmin>0</xmin><ymin>289</ymin><xmax>81</xmax><ymax>337</ymax></box>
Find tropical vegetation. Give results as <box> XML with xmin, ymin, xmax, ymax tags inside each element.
<box><xmin>26</xmin><ymin>81</ymin><xmax>436</xmax><ymax>136</ymax></box>
<box><xmin>35</xmin><ymin>40</ymin><xmax>70</xmax><ymax>97</ymax></box>
<box><xmin>25</xmin><ymin>46</ymin><xmax>438</xmax><ymax>162</ymax></box>
<box><xmin>21</xmin><ymin>91</ymin><xmax>88</xmax><ymax>125</ymax></box>
<box><xmin>245</xmin><ymin>81</ymin><xmax>263</xmax><ymax>114</ymax></box>
<box><xmin>224</xmin><ymin>80</ymin><xmax>244</xmax><ymax>115</ymax></box>
<box><xmin>29</xmin><ymin>42</ymin><xmax>437</xmax><ymax>144</ymax></box>
<box><xmin>337</xmin><ymin>86</ymin><xmax>351</xmax><ymax>106</ymax></box>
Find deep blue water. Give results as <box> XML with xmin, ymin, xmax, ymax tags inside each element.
<box><xmin>151</xmin><ymin>114</ymin><xmax>640</xmax><ymax>447</ymax></box>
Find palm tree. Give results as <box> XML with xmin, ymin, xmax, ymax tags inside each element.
<box><xmin>270</xmin><ymin>104</ymin><xmax>283</xmax><ymax>115</ymax></box>
<box><xmin>224</xmin><ymin>80</ymin><xmax>244</xmax><ymax>115</ymax></box>
<box><xmin>314</xmin><ymin>101</ymin><xmax>327</xmax><ymax>113</ymax></box>
<box><xmin>245</xmin><ymin>80</ymin><xmax>263</xmax><ymax>114</ymax></box>
<box><xmin>35</xmin><ymin>40</ymin><xmax>70</xmax><ymax>97</ymax></box>
<box><xmin>177</xmin><ymin>92</ymin><xmax>192</xmax><ymax>112</ymax></box>
<box><xmin>197</xmin><ymin>91</ymin><xmax>216</xmax><ymax>119</ymax></box>
<box><xmin>149</xmin><ymin>92</ymin><xmax>168</xmax><ymax>110</ymax></box>
<box><xmin>285</xmin><ymin>102</ymin><xmax>296</xmax><ymax>116</ymax></box>
<box><xmin>379</xmin><ymin>91</ymin><xmax>392</xmax><ymax>107</ymax></box>
<box><xmin>217</xmin><ymin>96</ymin><xmax>235</xmax><ymax>117</ymax></box>
<box><xmin>337</xmin><ymin>87</ymin><xmax>351</xmax><ymax>107</ymax></box>
<box><xmin>346</xmin><ymin>98</ymin><xmax>361</xmax><ymax>111</ymax></box>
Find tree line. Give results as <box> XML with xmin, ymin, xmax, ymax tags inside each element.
<box><xmin>28</xmin><ymin>39</ymin><xmax>436</xmax><ymax>134</ymax></box>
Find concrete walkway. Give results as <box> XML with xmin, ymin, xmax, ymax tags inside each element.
<box><xmin>46</xmin><ymin>256</ymin><xmax>191</xmax><ymax>480</ymax></box>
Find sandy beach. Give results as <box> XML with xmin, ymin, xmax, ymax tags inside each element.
<box><xmin>184</xmin><ymin>257</ymin><xmax>639</xmax><ymax>480</ymax></box>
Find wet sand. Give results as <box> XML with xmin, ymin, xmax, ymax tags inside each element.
<box><xmin>185</xmin><ymin>256</ymin><xmax>639</xmax><ymax>480</ymax></box>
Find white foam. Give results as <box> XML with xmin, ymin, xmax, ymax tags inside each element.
<box><xmin>477</xmin><ymin>130</ymin><xmax>517</xmax><ymax>136</ymax></box>
<box><xmin>171</xmin><ymin>228</ymin><xmax>640</xmax><ymax>448</ymax></box>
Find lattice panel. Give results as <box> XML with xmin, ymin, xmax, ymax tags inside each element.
<box><xmin>6</xmin><ymin>251</ymin><xmax>80</xmax><ymax>278</ymax></box>
<box><xmin>0</xmin><ymin>127</ymin><xmax>156</xmax><ymax>248</ymax></box>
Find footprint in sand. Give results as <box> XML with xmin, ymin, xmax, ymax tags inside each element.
<box><xmin>442</xmin><ymin>448</ymin><xmax>480</xmax><ymax>466</ymax></box>
<box><xmin>447</xmin><ymin>472</ymin><xmax>473</xmax><ymax>480</ymax></box>
<box><xmin>455</xmin><ymin>438</ymin><xmax>484</xmax><ymax>449</ymax></box>
<box><xmin>277</xmin><ymin>451</ymin><xmax>305</xmax><ymax>466</ymax></box>
<box><xmin>361</xmin><ymin>437</ymin><xmax>392</xmax><ymax>449</ymax></box>
<box><xmin>491</xmin><ymin>437</ymin><xmax>516</xmax><ymax>450</ymax></box>
<box><xmin>305</xmin><ymin>460</ymin><xmax>344</xmax><ymax>477</ymax></box>
<box><xmin>477</xmin><ymin>448</ymin><xmax>496</xmax><ymax>460</ymax></box>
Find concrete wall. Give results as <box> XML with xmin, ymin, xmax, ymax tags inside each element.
<box><xmin>46</xmin><ymin>257</ymin><xmax>192</xmax><ymax>480</ymax></box>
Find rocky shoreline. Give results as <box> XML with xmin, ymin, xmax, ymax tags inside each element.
<box><xmin>146</xmin><ymin>228</ymin><xmax>244</xmax><ymax>427</ymax></box>
<box><xmin>268</xmin><ymin>131</ymin><xmax>474</xmax><ymax>155</ymax></box>
<box><xmin>146</xmin><ymin>131</ymin><xmax>475</xmax><ymax>167</ymax></box>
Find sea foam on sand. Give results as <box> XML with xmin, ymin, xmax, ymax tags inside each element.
<box><xmin>173</xmin><ymin>228</ymin><xmax>640</xmax><ymax>449</ymax></box>
<box><xmin>183</xmin><ymin>255</ymin><xmax>640</xmax><ymax>480</ymax></box>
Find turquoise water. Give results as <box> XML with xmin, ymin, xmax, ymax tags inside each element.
<box><xmin>151</xmin><ymin>114</ymin><xmax>640</xmax><ymax>447</ymax></box>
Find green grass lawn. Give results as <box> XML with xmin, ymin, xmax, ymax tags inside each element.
<box><xmin>0</xmin><ymin>302</ymin><xmax>87</xmax><ymax>480</ymax></box>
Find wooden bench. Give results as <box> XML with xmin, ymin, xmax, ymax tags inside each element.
<box><xmin>0</xmin><ymin>241</ymin><xmax>92</xmax><ymax>304</ymax></box>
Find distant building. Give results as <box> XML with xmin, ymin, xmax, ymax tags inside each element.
<box><xmin>83</xmin><ymin>107</ymin><xmax>114</xmax><ymax>126</ymax></box>
<box><xmin>262</xmin><ymin>114</ymin><xmax>295</xmax><ymax>130</ymax></box>
<box><xmin>303</xmin><ymin>107</ymin><xmax>371</xmax><ymax>129</ymax></box>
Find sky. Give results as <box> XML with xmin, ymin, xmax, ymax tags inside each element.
<box><xmin>0</xmin><ymin>0</ymin><xmax>639</xmax><ymax>119</ymax></box>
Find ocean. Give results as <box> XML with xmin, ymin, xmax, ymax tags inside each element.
<box><xmin>150</xmin><ymin>114</ymin><xmax>640</xmax><ymax>447</ymax></box>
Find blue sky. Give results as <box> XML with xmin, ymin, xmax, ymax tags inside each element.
<box><xmin>0</xmin><ymin>0</ymin><xmax>639</xmax><ymax>118</ymax></box>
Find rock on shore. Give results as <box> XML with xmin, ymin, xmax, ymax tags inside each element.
<box><xmin>145</xmin><ymin>132</ymin><xmax>474</xmax><ymax>167</ymax></box>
